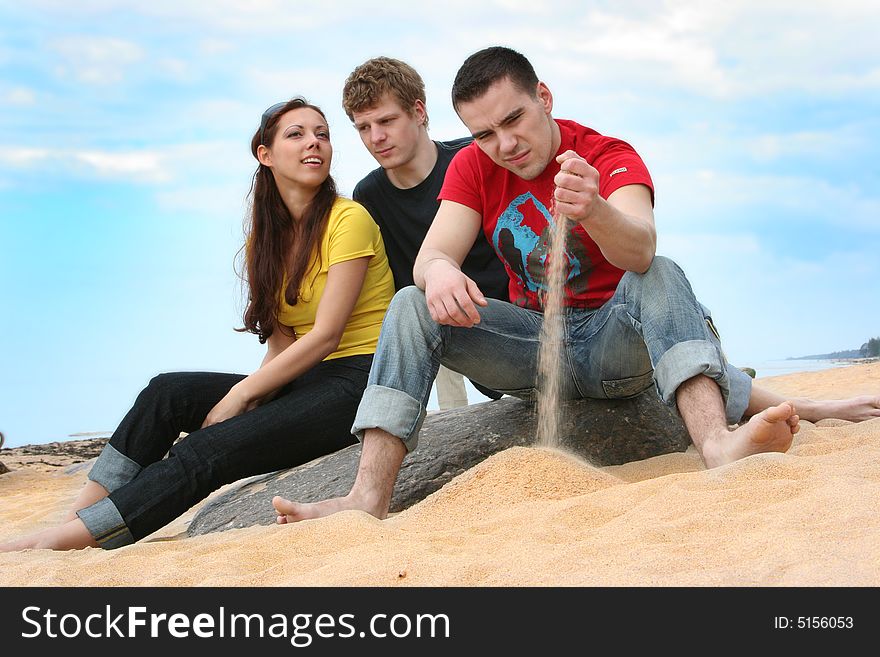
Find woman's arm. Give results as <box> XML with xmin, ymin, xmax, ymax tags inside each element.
<box><xmin>201</xmin><ymin>256</ymin><xmax>370</xmax><ymax>428</ymax></box>
<box><xmin>262</xmin><ymin>326</ymin><xmax>296</xmax><ymax>368</ymax></box>
<box><xmin>246</xmin><ymin>327</ymin><xmax>297</xmax><ymax>408</ymax></box>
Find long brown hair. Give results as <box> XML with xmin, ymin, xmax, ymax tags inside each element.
<box><xmin>238</xmin><ymin>97</ymin><xmax>338</xmax><ymax>343</ymax></box>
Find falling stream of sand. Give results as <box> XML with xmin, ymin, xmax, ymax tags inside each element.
<box><xmin>536</xmin><ymin>210</ymin><xmax>570</xmax><ymax>449</ymax></box>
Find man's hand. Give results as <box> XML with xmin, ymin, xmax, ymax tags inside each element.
<box><xmin>424</xmin><ymin>259</ymin><xmax>488</xmax><ymax>327</ymax></box>
<box><xmin>553</xmin><ymin>150</ymin><xmax>601</xmax><ymax>223</ymax></box>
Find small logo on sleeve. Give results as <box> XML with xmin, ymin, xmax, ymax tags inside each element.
<box><xmin>610</xmin><ymin>167</ymin><xmax>628</xmax><ymax>177</ymax></box>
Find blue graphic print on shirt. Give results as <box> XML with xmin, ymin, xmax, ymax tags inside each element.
<box><xmin>491</xmin><ymin>192</ymin><xmax>581</xmax><ymax>306</ymax></box>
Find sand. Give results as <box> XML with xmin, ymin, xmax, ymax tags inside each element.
<box><xmin>1</xmin><ymin>362</ymin><xmax>878</xmax><ymax>587</ymax></box>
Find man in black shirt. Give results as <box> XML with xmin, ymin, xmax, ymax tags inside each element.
<box><xmin>343</xmin><ymin>57</ymin><xmax>508</xmax><ymax>407</ymax></box>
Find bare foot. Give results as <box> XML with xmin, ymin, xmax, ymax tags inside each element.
<box><xmin>701</xmin><ymin>401</ymin><xmax>799</xmax><ymax>468</ymax></box>
<box><xmin>0</xmin><ymin>535</ymin><xmax>39</xmax><ymax>553</ymax></box>
<box><xmin>0</xmin><ymin>519</ymin><xmax>98</xmax><ymax>552</ymax></box>
<box><xmin>794</xmin><ymin>395</ymin><xmax>880</xmax><ymax>423</ymax></box>
<box><xmin>272</xmin><ymin>494</ymin><xmax>387</xmax><ymax>524</ymax></box>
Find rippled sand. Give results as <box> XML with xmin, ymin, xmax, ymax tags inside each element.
<box><xmin>1</xmin><ymin>362</ymin><xmax>878</xmax><ymax>586</ymax></box>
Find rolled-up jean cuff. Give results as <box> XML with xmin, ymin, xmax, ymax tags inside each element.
<box><xmin>76</xmin><ymin>497</ymin><xmax>135</xmax><ymax>549</ymax></box>
<box><xmin>87</xmin><ymin>443</ymin><xmax>143</xmax><ymax>493</ymax></box>
<box><xmin>725</xmin><ymin>363</ymin><xmax>753</xmax><ymax>424</ymax></box>
<box><xmin>654</xmin><ymin>340</ymin><xmax>747</xmax><ymax>425</ymax></box>
<box><xmin>351</xmin><ymin>384</ymin><xmax>427</xmax><ymax>453</ymax></box>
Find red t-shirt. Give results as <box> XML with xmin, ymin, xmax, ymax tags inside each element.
<box><xmin>439</xmin><ymin>119</ymin><xmax>654</xmax><ymax>310</ymax></box>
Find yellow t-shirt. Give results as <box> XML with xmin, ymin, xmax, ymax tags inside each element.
<box><xmin>276</xmin><ymin>198</ymin><xmax>394</xmax><ymax>360</ymax></box>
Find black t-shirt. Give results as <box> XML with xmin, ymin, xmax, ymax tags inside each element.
<box><xmin>353</xmin><ymin>138</ymin><xmax>509</xmax><ymax>301</ymax></box>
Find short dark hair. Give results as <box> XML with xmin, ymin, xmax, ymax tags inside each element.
<box><xmin>451</xmin><ymin>46</ymin><xmax>539</xmax><ymax>110</ymax></box>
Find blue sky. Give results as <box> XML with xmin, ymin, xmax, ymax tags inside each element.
<box><xmin>1</xmin><ymin>0</ymin><xmax>878</xmax><ymax>447</ymax></box>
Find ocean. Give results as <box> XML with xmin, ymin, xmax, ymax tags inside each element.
<box><xmin>748</xmin><ymin>358</ymin><xmax>857</xmax><ymax>379</ymax></box>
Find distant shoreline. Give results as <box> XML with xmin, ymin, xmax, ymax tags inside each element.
<box><xmin>787</xmin><ymin>354</ymin><xmax>879</xmax><ymax>362</ymax></box>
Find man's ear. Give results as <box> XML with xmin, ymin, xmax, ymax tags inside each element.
<box><xmin>413</xmin><ymin>99</ymin><xmax>428</xmax><ymax>127</ymax></box>
<box><xmin>536</xmin><ymin>81</ymin><xmax>553</xmax><ymax>115</ymax></box>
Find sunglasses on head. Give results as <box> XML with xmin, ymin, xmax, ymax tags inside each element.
<box><xmin>259</xmin><ymin>101</ymin><xmax>288</xmax><ymax>144</ymax></box>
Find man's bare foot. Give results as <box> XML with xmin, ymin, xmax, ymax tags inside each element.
<box><xmin>272</xmin><ymin>429</ymin><xmax>405</xmax><ymax>525</ymax></box>
<box><xmin>700</xmin><ymin>401</ymin><xmax>799</xmax><ymax>468</ymax></box>
<box><xmin>272</xmin><ymin>494</ymin><xmax>388</xmax><ymax>525</ymax></box>
<box><xmin>794</xmin><ymin>395</ymin><xmax>880</xmax><ymax>423</ymax></box>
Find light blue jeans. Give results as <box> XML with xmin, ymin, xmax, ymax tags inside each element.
<box><xmin>352</xmin><ymin>256</ymin><xmax>752</xmax><ymax>452</ymax></box>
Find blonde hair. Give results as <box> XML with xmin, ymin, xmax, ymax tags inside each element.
<box><xmin>342</xmin><ymin>57</ymin><xmax>429</xmax><ymax>129</ymax></box>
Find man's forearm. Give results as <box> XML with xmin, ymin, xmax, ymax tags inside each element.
<box><xmin>578</xmin><ymin>198</ymin><xmax>656</xmax><ymax>273</ymax></box>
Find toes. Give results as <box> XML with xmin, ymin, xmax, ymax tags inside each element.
<box><xmin>272</xmin><ymin>495</ymin><xmax>297</xmax><ymax>515</ymax></box>
<box><xmin>759</xmin><ymin>405</ymin><xmax>784</xmax><ymax>423</ymax></box>
<box><xmin>764</xmin><ymin>401</ymin><xmax>796</xmax><ymax>423</ymax></box>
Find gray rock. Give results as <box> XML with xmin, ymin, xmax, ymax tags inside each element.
<box><xmin>187</xmin><ymin>390</ymin><xmax>690</xmax><ymax>537</ymax></box>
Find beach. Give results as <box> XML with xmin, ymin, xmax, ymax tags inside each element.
<box><xmin>1</xmin><ymin>361</ymin><xmax>878</xmax><ymax>587</ymax></box>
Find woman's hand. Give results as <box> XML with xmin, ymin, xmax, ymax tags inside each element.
<box><xmin>201</xmin><ymin>385</ymin><xmax>258</xmax><ymax>429</ymax></box>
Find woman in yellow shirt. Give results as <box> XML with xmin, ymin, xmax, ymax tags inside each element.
<box><xmin>1</xmin><ymin>98</ymin><xmax>395</xmax><ymax>551</ymax></box>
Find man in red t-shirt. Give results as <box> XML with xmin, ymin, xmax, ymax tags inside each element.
<box><xmin>439</xmin><ymin>116</ymin><xmax>654</xmax><ymax>310</ymax></box>
<box><xmin>273</xmin><ymin>47</ymin><xmax>880</xmax><ymax>524</ymax></box>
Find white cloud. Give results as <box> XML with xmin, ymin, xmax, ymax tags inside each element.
<box><xmin>73</xmin><ymin>150</ymin><xmax>169</xmax><ymax>182</ymax></box>
<box><xmin>654</xmin><ymin>169</ymin><xmax>880</xmax><ymax>233</ymax></box>
<box><xmin>198</xmin><ymin>39</ymin><xmax>236</xmax><ymax>56</ymax></box>
<box><xmin>0</xmin><ymin>147</ymin><xmax>51</xmax><ymax>167</ymax></box>
<box><xmin>2</xmin><ymin>87</ymin><xmax>37</xmax><ymax>105</ymax></box>
<box><xmin>20</xmin><ymin>1</ymin><xmax>880</xmax><ymax>104</ymax></box>
<box><xmin>52</xmin><ymin>36</ymin><xmax>144</xmax><ymax>85</ymax></box>
<box><xmin>744</xmin><ymin>130</ymin><xmax>860</xmax><ymax>164</ymax></box>
<box><xmin>248</xmin><ymin>68</ymin><xmax>346</xmax><ymax>110</ymax></box>
<box><xmin>31</xmin><ymin>0</ymin><xmax>340</xmax><ymax>32</ymax></box>
<box><xmin>157</xmin><ymin>58</ymin><xmax>192</xmax><ymax>82</ymax></box>
<box><xmin>467</xmin><ymin>1</ymin><xmax>880</xmax><ymax>99</ymax></box>
<box><xmin>0</xmin><ymin>141</ymin><xmax>247</xmax><ymax>187</ymax></box>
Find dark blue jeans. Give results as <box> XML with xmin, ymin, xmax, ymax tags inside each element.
<box><xmin>78</xmin><ymin>354</ymin><xmax>372</xmax><ymax>548</ymax></box>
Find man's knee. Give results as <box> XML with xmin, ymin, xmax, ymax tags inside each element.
<box><xmin>643</xmin><ymin>255</ymin><xmax>684</xmax><ymax>281</ymax></box>
<box><xmin>384</xmin><ymin>286</ymin><xmax>436</xmax><ymax>332</ymax></box>
<box><xmin>387</xmin><ymin>285</ymin><xmax>428</xmax><ymax>316</ymax></box>
<box><xmin>625</xmin><ymin>255</ymin><xmax>690</xmax><ymax>295</ymax></box>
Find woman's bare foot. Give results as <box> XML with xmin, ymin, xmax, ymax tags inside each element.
<box><xmin>272</xmin><ymin>493</ymin><xmax>388</xmax><ymax>525</ymax></box>
<box><xmin>793</xmin><ymin>395</ymin><xmax>880</xmax><ymax>423</ymax></box>
<box><xmin>0</xmin><ymin>519</ymin><xmax>98</xmax><ymax>552</ymax></box>
<box><xmin>0</xmin><ymin>535</ymin><xmax>39</xmax><ymax>553</ymax></box>
<box><xmin>700</xmin><ymin>402</ymin><xmax>799</xmax><ymax>468</ymax></box>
